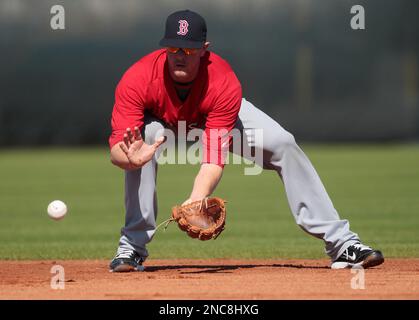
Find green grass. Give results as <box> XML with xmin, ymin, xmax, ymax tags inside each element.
<box><xmin>0</xmin><ymin>144</ymin><xmax>418</xmax><ymax>260</ymax></box>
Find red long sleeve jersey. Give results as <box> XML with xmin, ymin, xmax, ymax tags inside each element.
<box><xmin>109</xmin><ymin>49</ymin><xmax>242</xmax><ymax>167</ymax></box>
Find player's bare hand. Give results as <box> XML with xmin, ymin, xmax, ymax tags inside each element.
<box><xmin>120</xmin><ymin>127</ymin><xmax>165</xmax><ymax>168</ymax></box>
<box><xmin>122</xmin><ymin>127</ymin><xmax>142</xmax><ymax>148</ymax></box>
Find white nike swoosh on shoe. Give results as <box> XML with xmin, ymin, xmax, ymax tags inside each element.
<box><xmin>347</xmin><ymin>252</ymin><xmax>356</xmax><ymax>261</ymax></box>
<box><xmin>345</xmin><ymin>252</ymin><xmax>357</xmax><ymax>261</ymax></box>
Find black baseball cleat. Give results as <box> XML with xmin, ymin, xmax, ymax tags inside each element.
<box><xmin>109</xmin><ymin>249</ymin><xmax>145</xmax><ymax>272</ymax></box>
<box><xmin>331</xmin><ymin>242</ymin><xmax>384</xmax><ymax>269</ymax></box>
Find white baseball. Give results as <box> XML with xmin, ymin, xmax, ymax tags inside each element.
<box><xmin>47</xmin><ymin>200</ymin><xmax>67</xmax><ymax>220</ymax></box>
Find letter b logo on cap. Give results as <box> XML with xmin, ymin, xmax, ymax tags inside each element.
<box><xmin>177</xmin><ymin>20</ymin><xmax>189</xmax><ymax>36</ymax></box>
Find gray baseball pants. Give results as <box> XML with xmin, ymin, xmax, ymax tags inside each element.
<box><xmin>116</xmin><ymin>98</ymin><xmax>360</xmax><ymax>261</ymax></box>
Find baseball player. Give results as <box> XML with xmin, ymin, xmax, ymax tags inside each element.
<box><xmin>108</xmin><ymin>10</ymin><xmax>384</xmax><ymax>272</ymax></box>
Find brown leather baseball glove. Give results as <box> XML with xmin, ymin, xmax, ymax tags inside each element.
<box><xmin>170</xmin><ymin>197</ymin><xmax>227</xmax><ymax>240</ymax></box>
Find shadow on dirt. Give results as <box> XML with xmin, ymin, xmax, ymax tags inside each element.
<box><xmin>145</xmin><ymin>263</ymin><xmax>329</xmax><ymax>274</ymax></box>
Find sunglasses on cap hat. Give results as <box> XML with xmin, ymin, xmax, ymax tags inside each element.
<box><xmin>166</xmin><ymin>47</ymin><xmax>199</xmax><ymax>55</ymax></box>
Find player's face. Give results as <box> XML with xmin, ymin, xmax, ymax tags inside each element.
<box><xmin>166</xmin><ymin>42</ymin><xmax>210</xmax><ymax>83</ymax></box>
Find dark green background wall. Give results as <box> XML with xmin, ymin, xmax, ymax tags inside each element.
<box><xmin>0</xmin><ymin>0</ymin><xmax>418</xmax><ymax>146</ymax></box>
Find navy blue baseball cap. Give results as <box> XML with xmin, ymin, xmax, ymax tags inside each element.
<box><xmin>159</xmin><ymin>10</ymin><xmax>207</xmax><ymax>49</ymax></box>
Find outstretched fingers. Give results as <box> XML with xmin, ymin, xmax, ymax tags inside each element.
<box><xmin>126</xmin><ymin>128</ymin><xmax>136</xmax><ymax>144</ymax></box>
<box><xmin>123</xmin><ymin>126</ymin><xmax>142</xmax><ymax>149</ymax></box>
<box><xmin>134</xmin><ymin>126</ymin><xmax>143</xmax><ymax>141</ymax></box>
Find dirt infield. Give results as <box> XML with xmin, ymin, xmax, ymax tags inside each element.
<box><xmin>0</xmin><ymin>259</ymin><xmax>418</xmax><ymax>299</ymax></box>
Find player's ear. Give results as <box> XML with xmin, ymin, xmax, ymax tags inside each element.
<box><xmin>200</xmin><ymin>42</ymin><xmax>210</xmax><ymax>57</ymax></box>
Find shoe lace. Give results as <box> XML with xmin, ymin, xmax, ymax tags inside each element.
<box><xmin>115</xmin><ymin>249</ymin><xmax>135</xmax><ymax>259</ymax></box>
<box><xmin>352</xmin><ymin>243</ymin><xmax>372</xmax><ymax>251</ymax></box>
